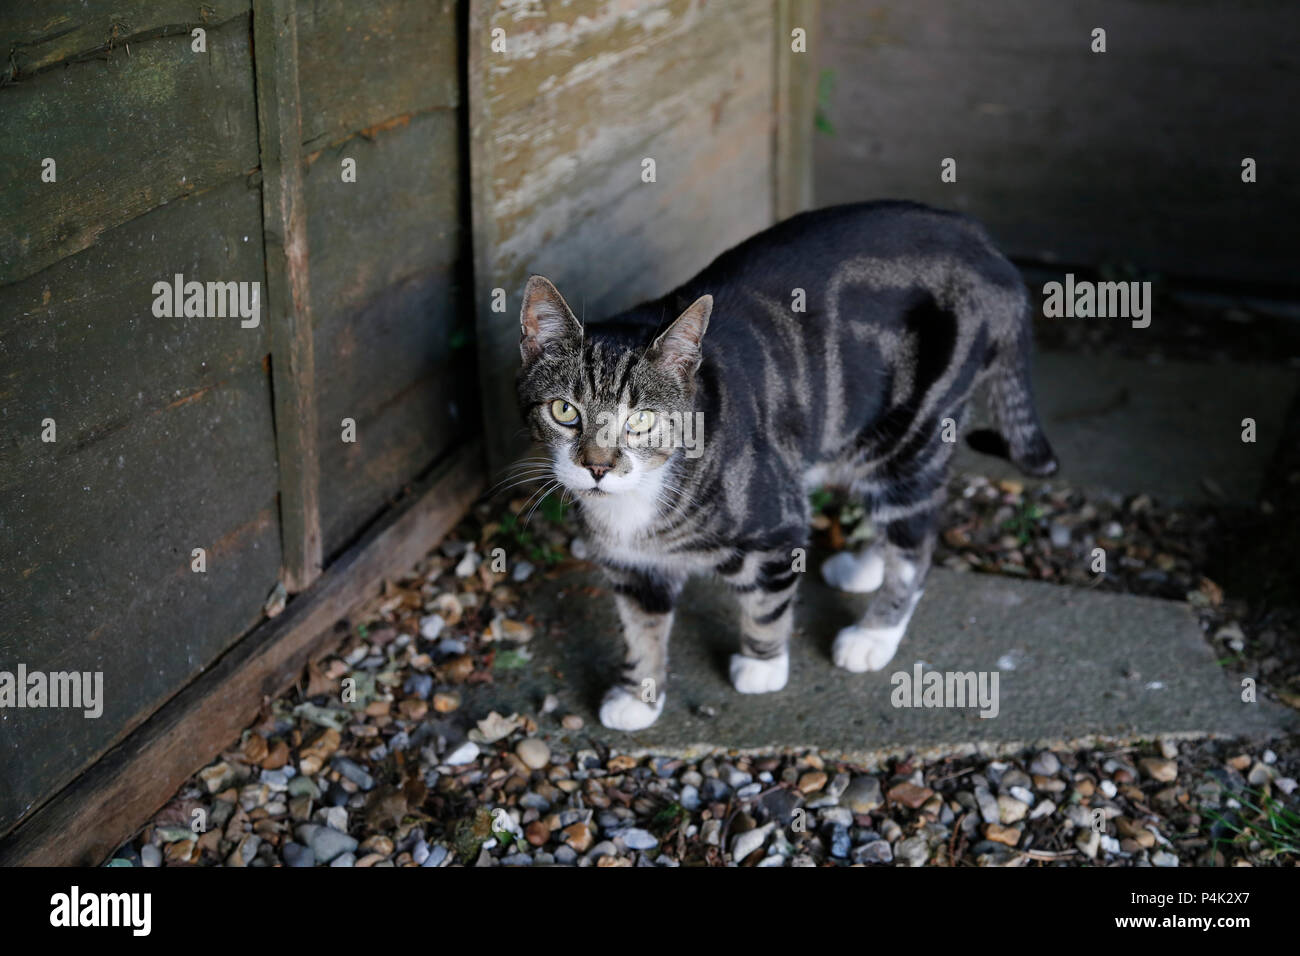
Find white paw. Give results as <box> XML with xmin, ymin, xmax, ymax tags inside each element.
<box><xmin>821</xmin><ymin>550</ymin><xmax>884</xmax><ymax>593</ymax></box>
<box><xmin>729</xmin><ymin>652</ymin><xmax>789</xmax><ymax>694</ymax></box>
<box><xmin>599</xmin><ymin>686</ymin><xmax>665</xmax><ymax>731</ymax></box>
<box><xmin>832</xmin><ymin>623</ymin><xmax>906</xmax><ymax>672</ymax></box>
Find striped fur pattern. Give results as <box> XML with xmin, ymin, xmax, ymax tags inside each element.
<box><xmin>516</xmin><ymin>201</ymin><xmax>1056</xmax><ymax>731</ymax></box>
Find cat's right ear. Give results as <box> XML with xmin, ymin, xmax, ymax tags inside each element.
<box><xmin>520</xmin><ymin>275</ymin><xmax>582</xmax><ymax>364</ymax></box>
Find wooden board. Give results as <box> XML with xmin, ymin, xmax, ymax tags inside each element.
<box><xmin>315</xmin><ymin>277</ymin><xmax>476</xmax><ymax>559</ymax></box>
<box><xmin>0</xmin><ymin>9</ymin><xmax>260</xmax><ymax>285</ymax></box>
<box><xmin>2</xmin><ymin>0</ymin><xmax>249</xmax><ymax>79</ymax></box>
<box><xmin>295</xmin><ymin>0</ymin><xmax>460</xmax><ymax>151</ymax></box>
<box><xmin>298</xmin><ymin>42</ymin><xmax>472</xmax><ymax>560</ymax></box>
<box><xmin>0</xmin><ymin>177</ymin><xmax>282</xmax><ymax>835</ymax></box>
<box><xmin>813</xmin><ymin>0</ymin><xmax>1300</xmax><ymax>286</ymax></box>
<box><xmin>469</xmin><ymin>0</ymin><xmax>781</xmax><ymax>475</ymax></box>
<box><xmin>775</xmin><ymin>0</ymin><xmax>819</xmax><ymax>219</ymax></box>
<box><xmin>0</xmin><ymin>442</ymin><xmax>484</xmax><ymax>865</ymax></box>
<box><xmin>254</xmin><ymin>0</ymin><xmax>322</xmax><ymax>592</ymax></box>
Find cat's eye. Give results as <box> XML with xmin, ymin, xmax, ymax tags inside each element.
<box><xmin>626</xmin><ymin>409</ymin><xmax>656</xmax><ymax>434</ymax></box>
<box><xmin>550</xmin><ymin>400</ymin><xmax>579</xmax><ymax>425</ymax></box>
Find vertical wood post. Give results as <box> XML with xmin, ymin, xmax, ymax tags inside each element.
<box><xmin>253</xmin><ymin>0</ymin><xmax>322</xmax><ymax>591</ymax></box>
<box><xmin>775</xmin><ymin>0</ymin><xmax>820</xmax><ymax>220</ymax></box>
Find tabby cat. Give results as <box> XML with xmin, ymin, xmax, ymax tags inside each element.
<box><xmin>516</xmin><ymin>201</ymin><xmax>1056</xmax><ymax>731</ymax></box>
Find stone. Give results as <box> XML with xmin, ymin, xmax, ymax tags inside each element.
<box><xmin>851</xmin><ymin>839</ymin><xmax>893</xmax><ymax>864</ymax></box>
<box><xmin>997</xmin><ymin>794</ymin><xmax>1029</xmax><ymax>824</ymax></box>
<box><xmin>888</xmin><ymin>782</ymin><xmax>935</xmax><ymax>809</ymax></box>
<box><xmin>516</xmin><ymin>738</ymin><xmax>551</xmax><ymax>770</ymax></box>
<box><xmin>1247</xmin><ymin>762</ymin><xmax>1275</xmax><ymax>786</ymax></box>
<box><xmin>797</xmin><ymin>771</ymin><xmax>828</xmax><ymax>794</ymax></box>
<box><xmin>620</xmin><ymin>828</ymin><xmax>659</xmax><ymax>851</ymax></box>
<box><xmin>563</xmin><ymin>822</ymin><xmax>594</xmax><ymax>853</ymax></box>
<box><xmin>404</xmin><ymin>671</ymin><xmax>435</xmax><ymax>700</ymax></box>
<box><xmin>360</xmin><ymin>835</ymin><xmax>394</xmax><ymax>857</ymax></box>
<box><xmin>843</xmin><ymin>775</ymin><xmax>884</xmax><ymax>813</ymax></box>
<box><xmin>198</xmin><ymin>761</ymin><xmax>235</xmax><ymax>794</ymax></box>
<box><xmin>1139</xmin><ymin>757</ymin><xmax>1178</xmax><ymax>782</ymax></box>
<box><xmin>141</xmin><ymin>844</ymin><xmax>162</xmax><ymax>868</ymax></box>
<box><xmin>1029</xmin><ymin>799</ymin><xmax>1056</xmax><ymax>820</ymax></box>
<box><xmin>332</xmin><ymin>757</ymin><xmax>374</xmax><ymax>791</ymax></box>
<box><xmin>298</xmin><ymin>729</ymin><xmax>342</xmax><ymax>776</ymax></box>
<box><xmin>424</xmin><ymin>844</ymin><xmax>449</xmax><ymax>868</ymax></box>
<box><xmin>731</xmin><ymin>822</ymin><xmax>773</xmax><ymax>861</ymax></box>
<box><xmin>444</xmin><ymin>741</ymin><xmax>480</xmax><ymax>766</ymax></box>
<box><xmin>296</xmin><ymin>824</ymin><xmax>358</xmax><ymax>864</ymax></box>
<box><xmin>818</xmin><ymin>807</ymin><xmax>853</xmax><ymax>827</ymax></box>
<box><xmin>975</xmin><ymin>786</ymin><xmax>1000</xmax><ymax>825</ymax></box>
<box><xmin>1008</xmin><ymin>786</ymin><xmax>1035</xmax><ymax>807</ymax></box>
<box><xmin>828</xmin><ymin>824</ymin><xmax>851</xmax><ymax>859</ymax></box>
<box><xmin>1029</xmin><ymin>751</ymin><xmax>1061</xmax><ymax>776</ymax></box>
<box><xmin>895</xmin><ymin>836</ymin><xmax>930</xmax><ymax>867</ymax></box>
<box><xmin>282</xmin><ymin>842</ymin><xmax>315</xmax><ymax>868</ymax></box>
<box><xmin>983</xmin><ymin>823</ymin><xmax>1021</xmax><ymax>847</ymax></box>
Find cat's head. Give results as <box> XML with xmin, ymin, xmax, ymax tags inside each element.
<box><xmin>516</xmin><ymin>275</ymin><xmax>711</xmax><ymax>500</ymax></box>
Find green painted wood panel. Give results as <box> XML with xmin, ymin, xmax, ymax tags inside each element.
<box><xmin>0</xmin><ymin>179</ymin><xmax>282</xmax><ymax>833</ymax></box>
<box><xmin>0</xmin><ymin>9</ymin><xmax>261</xmax><ymax>285</ymax></box>
<box><xmin>299</xmin><ymin>14</ymin><xmax>472</xmax><ymax>559</ymax></box>
<box><xmin>296</xmin><ymin>0</ymin><xmax>460</xmax><ymax>151</ymax></box>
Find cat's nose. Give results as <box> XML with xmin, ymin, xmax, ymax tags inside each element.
<box><xmin>586</xmin><ymin>463</ymin><xmax>611</xmax><ymax>481</ymax></box>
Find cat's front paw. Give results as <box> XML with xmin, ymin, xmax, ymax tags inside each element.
<box><xmin>599</xmin><ymin>686</ymin><xmax>665</xmax><ymax>731</ymax></box>
<box><xmin>832</xmin><ymin>624</ymin><xmax>904</xmax><ymax>672</ymax></box>
<box><xmin>729</xmin><ymin>652</ymin><xmax>789</xmax><ymax>693</ymax></box>
<box><xmin>821</xmin><ymin>550</ymin><xmax>885</xmax><ymax>593</ymax></box>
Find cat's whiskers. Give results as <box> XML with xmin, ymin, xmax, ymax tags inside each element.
<box><xmin>486</xmin><ymin>468</ymin><xmax>555</xmax><ymax>498</ymax></box>
<box><xmin>521</xmin><ymin>479</ymin><xmax>563</xmax><ymax>527</ymax></box>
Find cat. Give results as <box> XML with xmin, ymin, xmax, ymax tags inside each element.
<box><xmin>516</xmin><ymin>200</ymin><xmax>1056</xmax><ymax>731</ymax></box>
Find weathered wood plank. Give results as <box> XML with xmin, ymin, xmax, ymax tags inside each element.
<box><xmin>775</xmin><ymin>0</ymin><xmax>819</xmax><ymax>219</ymax></box>
<box><xmin>813</xmin><ymin>0</ymin><xmax>1300</xmax><ymax>285</ymax></box>
<box><xmin>0</xmin><ymin>440</ymin><xmax>483</xmax><ymax>864</ymax></box>
<box><xmin>0</xmin><ymin>12</ymin><xmax>260</xmax><ymax>285</ymax></box>
<box><xmin>2</xmin><ymin>0</ymin><xmax>249</xmax><ymax>80</ymax></box>
<box><xmin>253</xmin><ymin>0</ymin><xmax>323</xmax><ymax>592</ymax></box>
<box><xmin>300</xmin><ymin>67</ymin><xmax>471</xmax><ymax>559</ymax></box>
<box><xmin>469</xmin><ymin>0</ymin><xmax>778</xmax><ymax>474</ymax></box>
<box><xmin>0</xmin><ymin>177</ymin><xmax>271</xmax><ymax>484</ymax></box>
<box><xmin>0</xmin><ymin>159</ymin><xmax>280</xmax><ymax>837</ymax></box>
<box><xmin>295</xmin><ymin>0</ymin><xmax>460</xmax><ymax>151</ymax></box>
<box><xmin>315</xmin><ymin>306</ymin><xmax>475</xmax><ymax>556</ymax></box>
<box><xmin>303</xmin><ymin>109</ymin><xmax>462</xmax><ymax>326</ymax></box>
<box><xmin>0</xmin><ymin>359</ymin><xmax>282</xmax><ymax>835</ymax></box>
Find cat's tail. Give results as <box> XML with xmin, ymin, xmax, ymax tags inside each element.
<box><xmin>966</xmin><ymin>304</ymin><xmax>1058</xmax><ymax>478</ymax></box>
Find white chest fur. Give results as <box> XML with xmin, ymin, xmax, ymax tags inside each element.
<box><xmin>578</xmin><ymin>472</ymin><xmax>713</xmax><ymax>576</ymax></box>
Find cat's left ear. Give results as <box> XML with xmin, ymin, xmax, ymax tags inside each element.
<box><xmin>649</xmin><ymin>294</ymin><xmax>712</xmax><ymax>378</ymax></box>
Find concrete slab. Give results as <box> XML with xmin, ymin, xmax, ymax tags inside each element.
<box><xmin>465</xmin><ymin>565</ymin><xmax>1295</xmax><ymax>760</ymax></box>
<box><xmin>957</xmin><ymin>352</ymin><xmax>1297</xmax><ymax>504</ymax></box>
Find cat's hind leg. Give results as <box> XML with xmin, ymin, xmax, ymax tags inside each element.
<box><xmin>832</xmin><ymin>508</ymin><xmax>936</xmax><ymax>673</ymax></box>
<box><xmin>599</xmin><ymin>568</ymin><xmax>683</xmax><ymax>730</ymax></box>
